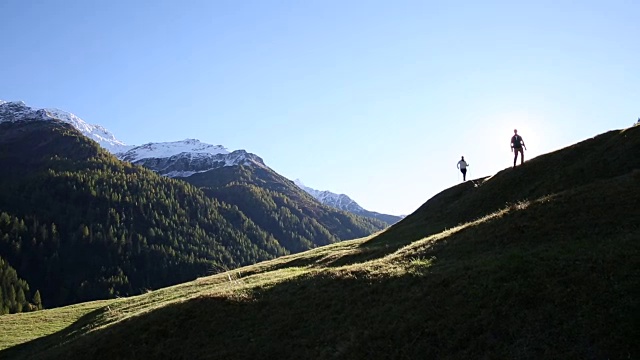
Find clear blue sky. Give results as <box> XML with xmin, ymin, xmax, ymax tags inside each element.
<box><xmin>1</xmin><ymin>0</ymin><xmax>638</xmax><ymax>215</ymax></box>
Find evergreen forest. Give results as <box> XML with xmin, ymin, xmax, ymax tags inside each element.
<box><xmin>0</xmin><ymin>120</ymin><xmax>385</xmax><ymax>308</ymax></box>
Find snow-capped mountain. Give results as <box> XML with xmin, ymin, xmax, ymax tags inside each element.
<box><xmin>119</xmin><ymin>139</ymin><xmax>267</xmax><ymax>177</ymax></box>
<box><xmin>119</xmin><ymin>139</ymin><xmax>229</xmax><ymax>162</ymax></box>
<box><xmin>1</xmin><ymin>99</ymin><xmax>398</xmax><ymax>222</ymax></box>
<box><xmin>294</xmin><ymin>179</ymin><xmax>402</xmax><ymax>224</ymax></box>
<box><xmin>0</xmin><ymin>100</ymin><xmax>131</xmax><ymax>153</ymax></box>
<box><xmin>0</xmin><ymin>100</ymin><xmax>269</xmax><ymax>177</ymax></box>
<box><xmin>294</xmin><ymin>179</ymin><xmax>365</xmax><ymax>213</ymax></box>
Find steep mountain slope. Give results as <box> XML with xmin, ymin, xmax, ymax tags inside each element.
<box><xmin>180</xmin><ymin>165</ymin><xmax>388</xmax><ymax>253</ymax></box>
<box><xmin>121</xmin><ymin>140</ymin><xmax>389</xmax><ymax>250</ymax></box>
<box><xmin>124</xmin><ymin>143</ymin><xmax>401</xmax><ymax>225</ymax></box>
<box><xmin>2</xmin><ymin>125</ymin><xmax>638</xmax><ymax>359</ymax></box>
<box><xmin>0</xmin><ymin>120</ymin><xmax>287</xmax><ymax>307</ymax></box>
<box><xmin>361</xmin><ymin>124</ymin><xmax>640</xmax><ymax>258</ymax></box>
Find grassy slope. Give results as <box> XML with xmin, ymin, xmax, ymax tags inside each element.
<box><xmin>1</xmin><ymin>126</ymin><xmax>639</xmax><ymax>359</ymax></box>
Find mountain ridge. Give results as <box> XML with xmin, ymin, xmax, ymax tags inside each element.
<box><xmin>0</xmin><ymin>100</ymin><xmax>131</xmax><ymax>153</ymax></box>
<box><xmin>0</xmin><ymin>100</ymin><xmax>398</xmax><ymax>219</ymax></box>
<box><xmin>120</xmin><ymin>141</ymin><xmax>268</xmax><ymax>178</ymax></box>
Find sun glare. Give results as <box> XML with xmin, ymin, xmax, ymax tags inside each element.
<box><xmin>456</xmin><ymin>111</ymin><xmax>555</xmax><ymax>179</ymax></box>
<box><xmin>489</xmin><ymin>111</ymin><xmax>551</xmax><ymax>161</ymax></box>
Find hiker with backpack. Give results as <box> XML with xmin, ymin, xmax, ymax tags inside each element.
<box><xmin>510</xmin><ymin>129</ymin><xmax>527</xmax><ymax>167</ymax></box>
<box><xmin>457</xmin><ymin>156</ymin><xmax>469</xmax><ymax>181</ymax></box>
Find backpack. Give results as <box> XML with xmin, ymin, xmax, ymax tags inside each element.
<box><xmin>512</xmin><ymin>135</ymin><xmax>522</xmax><ymax>147</ymax></box>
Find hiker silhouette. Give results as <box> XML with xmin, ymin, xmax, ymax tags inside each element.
<box><xmin>457</xmin><ymin>156</ymin><xmax>469</xmax><ymax>181</ymax></box>
<box><xmin>510</xmin><ymin>129</ymin><xmax>527</xmax><ymax>167</ymax></box>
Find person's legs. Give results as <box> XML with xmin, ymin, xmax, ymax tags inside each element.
<box><xmin>514</xmin><ymin>148</ymin><xmax>523</xmax><ymax>166</ymax></box>
<box><xmin>461</xmin><ymin>168</ymin><xmax>467</xmax><ymax>181</ymax></box>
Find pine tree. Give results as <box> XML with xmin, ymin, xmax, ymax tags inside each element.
<box><xmin>16</xmin><ymin>287</ymin><xmax>26</xmax><ymax>313</ymax></box>
<box><xmin>8</xmin><ymin>286</ymin><xmax>17</xmax><ymax>313</ymax></box>
<box><xmin>32</xmin><ymin>290</ymin><xmax>42</xmax><ymax>310</ymax></box>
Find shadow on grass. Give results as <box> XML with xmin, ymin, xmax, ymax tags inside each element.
<box><xmin>18</xmin><ymin>231</ymin><xmax>639</xmax><ymax>360</ymax></box>
<box><xmin>0</xmin><ymin>307</ymin><xmax>106</xmax><ymax>360</ymax></box>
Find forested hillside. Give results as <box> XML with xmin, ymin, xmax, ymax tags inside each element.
<box><xmin>182</xmin><ymin>165</ymin><xmax>387</xmax><ymax>253</ymax></box>
<box><xmin>0</xmin><ymin>120</ymin><xmax>386</xmax><ymax>309</ymax></box>
<box><xmin>0</xmin><ymin>120</ymin><xmax>288</xmax><ymax>307</ymax></box>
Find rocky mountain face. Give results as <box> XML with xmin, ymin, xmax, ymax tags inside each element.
<box><xmin>119</xmin><ymin>140</ymin><xmax>267</xmax><ymax>177</ymax></box>
<box><xmin>0</xmin><ymin>100</ymin><xmax>131</xmax><ymax>153</ymax></box>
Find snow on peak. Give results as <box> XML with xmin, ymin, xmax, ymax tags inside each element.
<box><xmin>0</xmin><ymin>100</ymin><xmax>24</xmax><ymax>106</ymax></box>
<box><xmin>294</xmin><ymin>180</ymin><xmax>366</xmax><ymax>213</ymax></box>
<box><xmin>119</xmin><ymin>139</ymin><xmax>230</xmax><ymax>163</ymax></box>
<box><xmin>0</xmin><ymin>100</ymin><xmax>131</xmax><ymax>154</ymax></box>
<box><xmin>119</xmin><ymin>141</ymin><xmax>266</xmax><ymax>178</ymax></box>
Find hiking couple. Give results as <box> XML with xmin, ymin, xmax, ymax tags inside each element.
<box><xmin>457</xmin><ymin>129</ymin><xmax>527</xmax><ymax>182</ymax></box>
